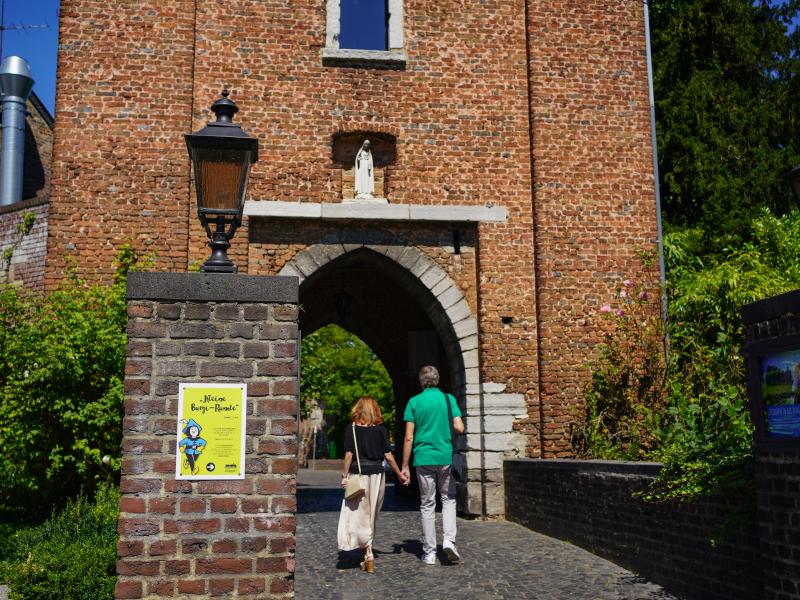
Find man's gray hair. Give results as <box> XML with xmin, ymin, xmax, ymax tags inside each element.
<box><xmin>418</xmin><ymin>365</ymin><xmax>439</xmax><ymax>389</ymax></box>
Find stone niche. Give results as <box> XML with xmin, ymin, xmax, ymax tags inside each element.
<box><xmin>332</xmin><ymin>131</ymin><xmax>396</xmax><ymax>202</ymax></box>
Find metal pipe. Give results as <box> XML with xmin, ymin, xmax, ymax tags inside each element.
<box><xmin>0</xmin><ymin>56</ymin><xmax>34</xmax><ymax>206</ymax></box>
<box><xmin>643</xmin><ymin>1</ymin><xmax>669</xmax><ymax>357</ymax></box>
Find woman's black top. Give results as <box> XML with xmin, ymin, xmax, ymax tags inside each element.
<box><xmin>343</xmin><ymin>424</ymin><xmax>390</xmax><ymax>475</ymax></box>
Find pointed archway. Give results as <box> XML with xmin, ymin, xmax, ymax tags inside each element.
<box><xmin>281</xmin><ymin>241</ymin><xmax>479</xmax><ymax>511</ymax></box>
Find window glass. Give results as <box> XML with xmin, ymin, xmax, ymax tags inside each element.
<box><xmin>339</xmin><ymin>0</ymin><xmax>388</xmax><ymax>51</ymax></box>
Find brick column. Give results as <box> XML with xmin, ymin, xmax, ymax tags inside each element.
<box><xmin>742</xmin><ymin>291</ymin><xmax>800</xmax><ymax>600</ymax></box>
<box><xmin>117</xmin><ymin>273</ymin><xmax>299</xmax><ymax>599</ymax></box>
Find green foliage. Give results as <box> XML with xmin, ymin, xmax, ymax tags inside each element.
<box><xmin>583</xmin><ymin>212</ymin><xmax>800</xmax><ymax>501</ymax></box>
<box><xmin>0</xmin><ymin>245</ymin><xmax>146</xmax><ymax>510</ymax></box>
<box><xmin>1</xmin><ymin>211</ymin><xmax>36</xmax><ymax>277</ymax></box>
<box><xmin>301</xmin><ymin>324</ymin><xmax>394</xmax><ymax>448</ymax></box>
<box><xmin>0</xmin><ymin>484</ymin><xmax>119</xmax><ymax>599</ymax></box>
<box><xmin>651</xmin><ymin>0</ymin><xmax>800</xmax><ymax>237</ymax></box>
<box><xmin>579</xmin><ymin>0</ymin><xmax>800</xmax><ymax>504</ymax></box>
<box><xmin>577</xmin><ymin>274</ymin><xmax>667</xmax><ymax>461</ymax></box>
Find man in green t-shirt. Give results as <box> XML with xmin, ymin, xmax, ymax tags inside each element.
<box><xmin>401</xmin><ymin>365</ymin><xmax>464</xmax><ymax>565</ymax></box>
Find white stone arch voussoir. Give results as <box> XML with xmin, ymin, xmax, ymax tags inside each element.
<box><xmin>279</xmin><ymin>242</ymin><xmax>479</xmax><ymax>394</ymax></box>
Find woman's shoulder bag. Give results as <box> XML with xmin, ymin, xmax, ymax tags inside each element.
<box><xmin>345</xmin><ymin>423</ymin><xmax>367</xmax><ymax>500</ymax></box>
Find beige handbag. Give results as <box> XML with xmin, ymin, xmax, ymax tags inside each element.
<box><xmin>344</xmin><ymin>423</ymin><xmax>366</xmax><ymax>501</ymax></box>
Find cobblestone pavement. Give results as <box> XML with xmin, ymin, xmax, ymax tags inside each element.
<box><xmin>295</xmin><ymin>470</ymin><xmax>680</xmax><ymax>600</ymax></box>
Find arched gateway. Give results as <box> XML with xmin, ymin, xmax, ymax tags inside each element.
<box><xmin>277</xmin><ymin>236</ymin><xmax>527</xmax><ymax>515</ymax></box>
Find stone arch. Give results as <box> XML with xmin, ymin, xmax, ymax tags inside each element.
<box><xmin>279</xmin><ymin>241</ymin><xmax>478</xmax><ymax>400</ymax></box>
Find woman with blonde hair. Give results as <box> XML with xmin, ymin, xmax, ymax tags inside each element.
<box><xmin>338</xmin><ymin>396</ymin><xmax>408</xmax><ymax>573</ymax></box>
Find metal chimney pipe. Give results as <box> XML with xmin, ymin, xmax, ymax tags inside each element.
<box><xmin>0</xmin><ymin>56</ymin><xmax>34</xmax><ymax>206</ymax></box>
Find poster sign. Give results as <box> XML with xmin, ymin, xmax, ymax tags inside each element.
<box><xmin>176</xmin><ymin>383</ymin><xmax>247</xmax><ymax>480</ymax></box>
<box><xmin>760</xmin><ymin>349</ymin><xmax>800</xmax><ymax>438</ymax></box>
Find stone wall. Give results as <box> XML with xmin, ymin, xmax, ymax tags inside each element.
<box><xmin>117</xmin><ymin>273</ymin><xmax>299</xmax><ymax>599</ymax></box>
<box><xmin>505</xmin><ymin>459</ymin><xmax>762</xmax><ymax>600</ymax></box>
<box><xmin>526</xmin><ymin>0</ymin><xmax>660</xmax><ymax>456</ymax></box>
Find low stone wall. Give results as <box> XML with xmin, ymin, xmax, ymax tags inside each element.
<box><xmin>504</xmin><ymin>459</ymin><xmax>762</xmax><ymax>600</ymax></box>
<box><xmin>756</xmin><ymin>451</ymin><xmax>800</xmax><ymax>600</ymax></box>
<box><xmin>117</xmin><ymin>273</ymin><xmax>299</xmax><ymax>599</ymax></box>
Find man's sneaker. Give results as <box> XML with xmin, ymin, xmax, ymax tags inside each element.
<box><xmin>443</xmin><ymin>541</ymin><xmax>461</xmax><ymax>563</ymax></box>
<box><xmin>422</xmin><ymin>552</ymin><xmax>437</xmax><ymax>565</ymax></box>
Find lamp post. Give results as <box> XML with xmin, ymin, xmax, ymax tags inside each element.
<box><xmin>786</xmin><ymin>165</ymin><xmax>800</xmax><ymax>211</ymax></box>
<box><xmin>185</xmin><ymin>88</ymin><xmax>258</xmax><ymax>273</ymax></box>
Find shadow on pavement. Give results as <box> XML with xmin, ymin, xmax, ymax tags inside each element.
<box><xmin>297</xmin><ymin>468</ymin><xmax>418</xmax><ymax>514</ymax></box>
<box><xmin>334</xmin><ymin>538</ymin><xmax>426</xmax><ymax>571</ymax></box>
<box><xmin>298</xmin><ymin>483</ymin><xmax>417</xmax><ymax>513</ymax></box>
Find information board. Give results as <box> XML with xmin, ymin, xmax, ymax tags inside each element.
<box><xmin>761</xmin><ymin>349</ymin><xmax>800</xmax><ymax>438</ymax></box>
<box><xmin>176</xmin><ymin>383</ymin><xmax>247</xmax><ymax>480</ymax></box>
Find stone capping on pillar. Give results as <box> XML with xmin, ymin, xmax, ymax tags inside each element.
<box><xmin>126</xmin><ymin>272</ymin><xmax>299</xmax><ymax>304</ymax></box>
<box><xmin>117</xmin><ymin>272</ymin><xmax>300</xmax><ymax>599</ymax></box>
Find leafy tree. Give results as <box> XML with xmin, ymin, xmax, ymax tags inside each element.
<box><xmin>651</xmin><ymin>0</ymin><xmax>800</xmax><ymax>240</ymax></box>
<box><xmin>301</xmin><ymin>325</ymin><xmax>394</xmax><ymax>452</ymax></box>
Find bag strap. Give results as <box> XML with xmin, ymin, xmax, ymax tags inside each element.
<box><xmin>352</xmin><ymin>423</ymin><xmax>362</xmax><ymax>475</ymax></box>
<box><xmin>443</xmin><ymin>390</ymin><xmax>457</xmax><ymax>456</ymax></box>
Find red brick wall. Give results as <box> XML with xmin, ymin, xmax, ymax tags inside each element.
<box><xmin>45</xmin><ymin>0</ymin><xmax>197</xmax><ymax>287</ymax></box>
<box><xmin>527</xmin><ymin>0</ymin><xmax>660</xmax><ymax>456</ymax></box>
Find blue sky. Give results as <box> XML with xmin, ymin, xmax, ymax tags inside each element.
<box><xmin>2</xmin><ymin>0</ymin><xmax>59</xmax><ymax>116</ymax></box>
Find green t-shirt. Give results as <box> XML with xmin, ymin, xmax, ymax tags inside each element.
<box><xmin>403</xmin><ymin>387</ymin><xmax>462</xmax><ymax>467</ymax></box>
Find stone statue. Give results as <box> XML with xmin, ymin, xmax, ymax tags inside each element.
<box><xmin>354</xmin><ymin>139</ymin><xmax>374</xmax><ymax>199</ymax></box>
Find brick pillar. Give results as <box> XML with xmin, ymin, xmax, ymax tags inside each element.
<box><xmin>742</xmin><ymin>291</ymin><xmax>800</xmax><ymax>600</ymax></box>
<box><xmin>117</xmin><ymin>273</ymin><xmax>299</xmax><ymax>599</ymax></box>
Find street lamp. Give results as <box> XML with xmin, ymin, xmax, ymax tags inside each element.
<box><xmin>786</xmin><ymin>165</ymin><xmax>800</xmax><ymax>211</ymax></box>
<box><xmin>185</xmin><ymin>88</ymin><xmax>259</xmax><ymax>273</ymax></box>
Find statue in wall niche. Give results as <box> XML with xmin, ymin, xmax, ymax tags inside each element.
<box><xmin>354</xmin><ymin>139</ymin><xmax>375</xmax><ymax>200</ymax></box>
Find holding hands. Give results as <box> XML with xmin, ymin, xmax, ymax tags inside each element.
<box><xmin>399</xmin><ymin>465</ymin><xmax>411</xmax><ymax>486</ymax></box>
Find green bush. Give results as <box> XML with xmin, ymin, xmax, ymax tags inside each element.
<box><xmin>576</xmin><ymin>267</ymin><xmax>667</xmax><ymax>461</ymax></box>
<box><xmin>581</xmin><ymin>211</ymin><xmax>800</xmax><ymax>501</ymax></box>
<box><xmin>0</xmin><ymin>485</ymin><xmax>119</xmax><ymax>600</ymax></box>
<box><xmin>0</xmin><ymin>246</ymin><xmax>144</xmax><ymax>510</ymax></box>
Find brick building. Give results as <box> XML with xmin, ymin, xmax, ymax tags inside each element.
<box><xmin>46</xmin><ymin>0</ymin><xmax>659</xmax><ymax>515</ymax></box>
<box><xmin>0</xmin><ymin>90</ymin><xmax>53</xmax><ymax>289</ymax></box>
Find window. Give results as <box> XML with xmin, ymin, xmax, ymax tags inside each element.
<box><xmin>340</xmin><ymin>0</ymin><xmax>388</xmax><ymax>51</ymax></box>
<box><xmin>323</xmin><ymin>0</ymin><xmax>406</xmax><ymax>68</ymax></box>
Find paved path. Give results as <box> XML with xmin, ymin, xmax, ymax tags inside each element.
<box><xmin>295</xmin><ymin>470</ymin><xmax>679</xmax><ymax>600</ymax></box>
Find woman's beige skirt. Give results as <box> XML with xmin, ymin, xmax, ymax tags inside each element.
<box><xmin>337</xmin><ymin>472</ymin><xmax>386</xmax><ymax>551</ymax></box>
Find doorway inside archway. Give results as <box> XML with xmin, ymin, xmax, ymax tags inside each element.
<box><xmin>299</xmin><ymin>324</ymin><xmax>395</xmax><ymax>462</ymax></box>
<box><xmin>296</xmin><ymin>247</ymin><xmax>462</xmax><ymax>456</ymax></box>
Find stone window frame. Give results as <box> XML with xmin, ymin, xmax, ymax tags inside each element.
<box><xmin>322</xmin><ymin>0</ymin><xmax>406</xmax><ymax>68</ymax></box>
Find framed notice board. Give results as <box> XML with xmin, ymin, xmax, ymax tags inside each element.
<box><xmin>745</xmin><ymin>334</ymin><xmax>800</xmax><ymax>450</ymax></box>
